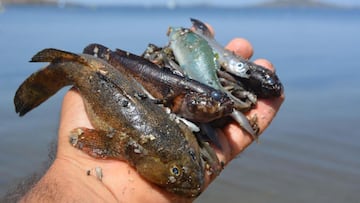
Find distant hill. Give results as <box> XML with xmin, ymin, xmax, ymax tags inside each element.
<box><xmin>256</xmin><ymin>0</ymin><xmax>341</xmax><ymax>8</ymax></box>
<box><xmin>1</xmin><ymin>0</ymin><xmax>352</xmax><ymax>9</ymax></box>
<box><xmin>2</xmin><ymin>0</ymin><xmax>56</xmax><ymax>4</ymax></box>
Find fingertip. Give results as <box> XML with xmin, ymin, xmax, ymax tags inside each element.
<box><xmin>61</xmin><ymin>88</ymin><xmax>85</xmax><ymax>118</ymax></box>
<box><xmin>59</xmin><ymin>88</ymin><xmax>92</xmax><ymax>135</ymax></box>
<box><xmin>253</xmin><ymin>58</ymin><xmax>275</xmax><ymax>72</ymax></box>
<box><xmin>226</xmin><ymin>38</ymin><xmax>254</xmax><ymax>59</ymax></box>
<box><xmin>204</xmin><ymin>23</ymin><xmax>215</xmax><ymax>37</ymax></box>
<box><xmin>62</xmin><ymin>87</ymin><xmax>81</xmax><ymax>104</ymax></box>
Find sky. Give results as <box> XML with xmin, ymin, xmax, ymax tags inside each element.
<box><xmin>62</xmin><ymin>0</ymin><xmax>360</xmax><ymax>7</ymax></box>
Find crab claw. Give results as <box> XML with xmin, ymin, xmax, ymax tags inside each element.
<box><xmin>230</xmin><ymin>110</ymin><xmax>257</xmax><ymax>139</ymax></box>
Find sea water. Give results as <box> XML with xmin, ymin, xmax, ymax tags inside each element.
<box><xmin>0</xmin><ymin>5</ymin><xmax>359</xmax><ymax>202</ymax></box>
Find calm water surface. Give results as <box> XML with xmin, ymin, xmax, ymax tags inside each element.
<box><xmin>0</xmin><ymin>5</ymin><xmax>359</xmax><ymax>202</ymax></box>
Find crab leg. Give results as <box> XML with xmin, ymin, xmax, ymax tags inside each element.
<box><xmin>190</xmin><ymin>18</ymin><xmax>283</xmax><ymax>98</ymax></box>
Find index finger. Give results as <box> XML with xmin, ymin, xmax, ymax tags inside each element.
<box><xmin>226</xmin><ymin>38</ymin><xmax>254</xmax><ymax>60</ymax></box>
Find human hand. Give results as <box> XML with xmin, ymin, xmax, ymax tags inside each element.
<box><xmin>196</xmin><ymin>25</ymin><xmax>284</xmax><ymax>180</ymax></box>
<box><xmin>57</xmin><ymin>40</ymin><xmax>283</xmax><ymax>202</ymax></box>
<box><xmin>208</xmin><ymin>37</ymin><xmax>284</xmax><ymax>175</ymax></box>
<box><xmin>22</xmin><ymin>28</ymin><xmax>284</xmax><ymax>203</ymax></box>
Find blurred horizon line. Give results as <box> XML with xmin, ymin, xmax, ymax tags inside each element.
<box><xmin>2</xmin><ymin>0</ymin><xmax>360</xmax><ymax>9</ymax></box>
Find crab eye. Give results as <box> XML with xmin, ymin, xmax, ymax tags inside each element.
<box><xmin>263</xmin><ymin>74</ymin><xmax>277</xmax><ymax>85</ymax></box>
<box><xmin>211</xmin><ymin>91</ymin><xmax>222</xmax><ymax>101</ymax></box>
<box><xmin>171</xmin><ymin>166</ymin><xmax>181</xmax><ymax>176</ymax></box>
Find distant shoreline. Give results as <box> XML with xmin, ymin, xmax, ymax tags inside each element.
<box><xmin>1</xmin><ymin>0</ymin><xmax>56</xmax><ymax>4</ymax></box>
<box><xmin>1</xmin><ymin>0</ymin><xmax>358</xmax><ymax>9</ymax></box>
<box><xmin>255</xmin><ymin>0</ymin><xmax>345</xmax><ymax>8</ymax></box>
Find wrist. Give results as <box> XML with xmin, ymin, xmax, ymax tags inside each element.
<box><xmin>20</xmin><ymin>158</ymin><xmax>117</xmax><ymax>202</ymax></box>
<box><xmin>21</xmin><ymin>154</ymin><xmax>194</xmax><ymax>203</ymax></box>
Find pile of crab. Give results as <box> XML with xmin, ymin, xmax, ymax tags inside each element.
<box><xmin>14</xmin><ymin>19</ymin><xmax>283</xmax><ymax>197</ymax></box>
